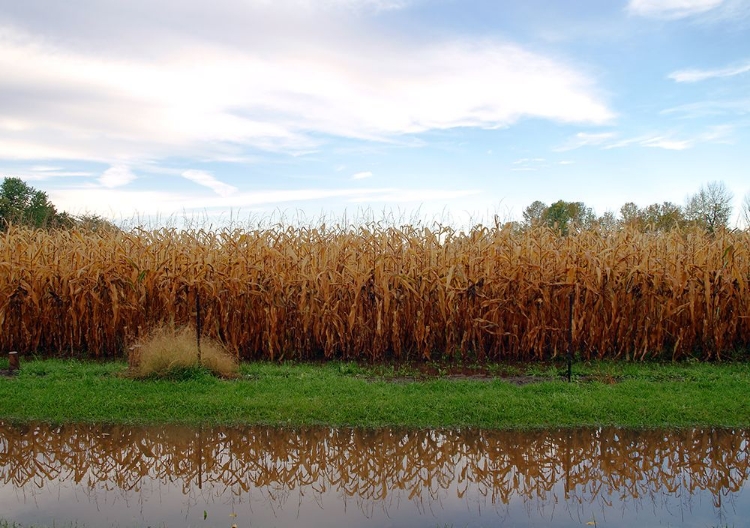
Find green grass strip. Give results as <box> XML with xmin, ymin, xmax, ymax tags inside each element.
<box><xmin>0</xmin><ymin>359</ymin><xmax>748</xmax><ymax>428</ymax></box>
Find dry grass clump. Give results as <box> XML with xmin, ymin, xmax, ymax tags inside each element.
<box><xmin>129</xmin><ymin>325</ymin><xmax>238</xmax><ymax>379</ymax></box>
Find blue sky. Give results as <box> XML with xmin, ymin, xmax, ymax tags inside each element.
<box><xmin>1</xmin><ymin>0</ymin><xmax>749</xmax><ymax>226</ymax></box>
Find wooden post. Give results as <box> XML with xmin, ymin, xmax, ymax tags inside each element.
<box><xmin>8</xmin><ymin>351</ymin><xmax>19</xmax><ymax>371</ymax></box>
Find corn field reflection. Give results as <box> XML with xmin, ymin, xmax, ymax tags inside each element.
<box><xmin>1</xmin><ymin>424</ymin><xmax>747</xmax><ymax>516</ymax></box>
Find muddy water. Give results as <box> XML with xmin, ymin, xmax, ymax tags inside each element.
<box><xmin>1</xmin><ymin>424</ymin><xmax>749</xmax><ymax>527</ymax></box>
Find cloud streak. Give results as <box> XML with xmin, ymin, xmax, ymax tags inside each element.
<box><xmin>661</xmin><ymin>99</ymin><xmax>750</xmax><ymax>117</ymax></box>
<box><xmin>554</xmin><ymin>132</ymin><xmax>617</xmax><ymax>152</ymax></box>
<box><xmin>557</xmin><ymin>127</ymin><xmax>733</xmax><ymax>151</ymax></box>
<box><xmin>181</xmin><ymin>170</ymin><xmax>238</xmax><ymax>197</ymax></box>
<box><xmin>669</xmin><ymin>60</ymin><xmax>750</xmax><ymax>82</ymax></box>
<box><xmin>626</xmin><ymin>0</ymin><xmax>724</xmax><ymax>19</ymax></box>
<box><xmin>511</xmin><ymin>158</ymin><xmax>549</xmax><ymax>171</ymax></box>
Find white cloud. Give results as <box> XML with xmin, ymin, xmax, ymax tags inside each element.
<box><xmin>627</xmin><ymin>0</ymin><xmax>724</xmax><ymax>19</ymax></box>
<box><xmin>511</xmin><ymin>157</ymin><xmax>548</xmax><ymax>171</ymax></box>
<box><xmin>661</xmin><ymin>99</ymin><xmax>750</xmax><ymax>117</ymax></box>
<box><xmin>245</xmin><ymin>0</ymin><xmax>413</xmax><ymax>12</ymax></box>
<box><xmin>698</xmin><ymin>124</ymin><xmax>736</xmax><ymax>141</ymax></box>
<box><xmin>0</xmin><ymin>138</ymin><xmax>93</xmax><ymax>161</ymax></box>
<box><xmin>0</xmin><ymin>118</ymin><xmax>32</xmax><ymax>132</ymax></box>
<box><xmin>512</xmin><ymin>157</ymin><xmax>545</xmax><ymax>164</ymax></box>
<box><xmin>321</xmin><ymin>0</ymin><xmax>412</xmax><ymax>11</ymax></box>
<box><xmin>554</xmin><ymin>132</ymin><xmax>617</xmax><ymax>151</ymax></box>
<box><xmin>0</xmin><ymin>165</ymin><xmax>94</xmax><ymax>181</ymax></box>
<box><xmin>558</xmin><ymin>127</ymin><xmax>733</xmax><ymax>152</ymax></box>
<box><xmin>638</xmin><ymin>137</ymin><xmax>693</xmax><ymax>150</ymax></box>
<box><xmin>99</xmin><ymin>165</ymin><xmax>136</xmax><ymax>188</ymax></box>
<box><xmin>608</xmin><ymin>127</ymin><xmax>733</xmax><ymax>150</ymax></box>
<box><xmin>181</xmin><ymin>170</ymin><xmax>238</xmax><ymax>197</ymax></box>
<box><xmin>601</xmin><ymin>134</ymin><xmax>650</xmax><ymax>149</ymax></box>
<box><xmin>347</xmin><ymin>188</ymin><xmax>480</xmax><ymax>203</ymax></box>
<box><xmin>668</xmin><ymin>60</ymin><xmax>750</xmax><ymax>82</ymax></box>
<box><xmin>352</xmin><ymin>171</ymin><xmax>373</xmax><ymax>180</ymax></box>
<box><xmin>0</xmin><ymin>7</ymin><xmax>613</xmax><ymax>167</ymax></box>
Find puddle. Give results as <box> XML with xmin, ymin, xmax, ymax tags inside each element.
<box><xmin>1</xmin><ymin>423</ymin><xmax>748</xmax><ymax>527</ymax></box>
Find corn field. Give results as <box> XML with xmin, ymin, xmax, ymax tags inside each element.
<box><xmin>1</xmin><ymin>224</ymin><xmax>748</xmax><ymax>361</ymax></box>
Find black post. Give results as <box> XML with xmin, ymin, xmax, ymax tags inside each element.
<box><xmin>567</xmin><ymin>289</ymin><xmax>574</xmax><ymax>382</ymax></box>
<box><xmin>195</xmin><ymin>288</ymin><xmax>202</xmax><ymax>365</ymax></box>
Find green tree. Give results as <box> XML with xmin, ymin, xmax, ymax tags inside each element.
<box><xmin>521</xmin><ymin>199</ymin><xmax>595</xmax><ymax>235</ymax></box>
<box><xmin>641</xmin><ymin>202</ymin><xmax>685</xmax><ymax>231</ymax></box>
<box><xmin>620</xmin><ymin>201</ymin><xmax>687</xmax><ymax>232</ymax></box>
<box><xmin>542</xmin><ymin>200</ymin><xmax>594</xmax><ymax>235</ymax></box>
<box><xmin>0</xmin><ymin>177</ymin><xmax>70</xmax><ymax>229</ymax></box>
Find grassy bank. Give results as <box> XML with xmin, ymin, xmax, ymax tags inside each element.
<box><xmin>1</xmin><ymin>359</ymin><xmax>749</xmax><ymax>428</ymax></box>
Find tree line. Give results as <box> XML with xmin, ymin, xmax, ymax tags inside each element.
<box><xmin>521</xmin><ymin>181</ymin><xmax>747</xmax><ymax>234</ymax></box>
<box><xmin>0</xmin><ymin>177</ymin><xmax>115</xmax><ymax>232</ymax></box>
<box><xmin>1</xmin><ymin>176</ymin><xmax>749</xmax><ymax>234</ymax></box>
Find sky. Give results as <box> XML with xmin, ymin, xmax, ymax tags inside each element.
<box><xmin>1</xmin><ymin>0</ymin><xmax>749</xmax><ymax>227</ymax></box>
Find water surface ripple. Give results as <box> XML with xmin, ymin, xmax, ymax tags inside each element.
<box><xmin>1</xmin><ymin>423</ymin><xmax>748</xmax><ymax>527</ymax></box>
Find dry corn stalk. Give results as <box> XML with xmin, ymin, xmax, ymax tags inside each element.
<box><xmin>0</xmin><ymin>223</ymin><xmax>748</xmax><ymax>361</ymax></box>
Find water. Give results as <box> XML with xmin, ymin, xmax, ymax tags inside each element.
<box><xmin>1</xmin><ymin>423</ymin><xmax>748</xmax><ymax>527</ymax></box>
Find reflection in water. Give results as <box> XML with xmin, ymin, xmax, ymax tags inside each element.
<box><xmin>1</xmin><ymin>423</ymin><xmax>749</xmax><ymax>527</ymax></box>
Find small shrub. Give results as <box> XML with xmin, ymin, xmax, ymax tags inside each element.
<box><xmin>129</xmin><ymin>325</ymin><xmax>238</xmax><ymax>379</ymax></box>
